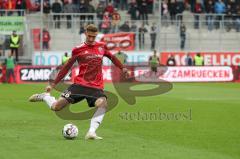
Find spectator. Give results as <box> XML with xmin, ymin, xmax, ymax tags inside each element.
<box><xmin>205</xmin><ymin>0</ymin><xmax>214</xmax><ymax>31</ymax></box>
<box><xmin>180</xmin><ymin>23</ymin><xmax>186</xmax><ymax>50</ymax></box>
<box><xmin>119</xmin><ymin>21</ymin><xmax>130</xmax><ymax>32</ymax></box>
<box><xmin>149</xmin><ymin>50</ymin><xmax>159</xmax><ymax>73</ymax></box>
<box><xmin>225</xmin><ymin>3</ymin><xmax>233</xmax><ymax>32</ymax></box>
<box><xmin>128</xmin><ymin>1</ymin><xmax>138</xmax><ymax>20</ymax></box>
<box><xmin>52</xmin><ymin>0</ymin><xmax>62</xmax><ymax>29</ymax></box>
<box><xmin>111</xmin><ymin>8</ymin><xmax>121</xmax><ymax>33</ymax></box>
<box><xmin>162</xmin><ymin>0</ymin><xmax>169</xmax><ymax>27</ymax></box>
<box><xmin>215</xmin><ymin>0</ymin><xmax>226</xmax><ymax>14</ymax></box>
<box><xmin>119</xmin><ymin>0</ymin><xmax>128</xmax><ymax>11</ymax></box>
<box><xmin>39</xmin><ymin>28</ymin><xmax>51</xmax><ymax>50</ymax></box>
<box><xmin>138</xmin><ymin>23</ymin><xmax>147</xmax><ymax>50</ymax></box>
<box><xmin>79</xmin><ymin>0</ymin><xmax>87</xmax><ymax>23</ymax></box>
<box><xmin>0</xmin><ymin>0</ymin><xmax>5</xmax><ymax>16</ymax></box>
<box><xmin>43</xmin><ymin>0</ymin><xmax>51</xmax><ymax>18</ymax></box>
<box><xmin>113</xmin><ymin>0</ymin><xmax>120</xmax><ymax>10</ymax></box>
<box><xmin>194</xmin><ymin>53</ymin><xmax>204</xmax><ymax>66</ymax></box>
<box><xmin>185</xmin><ymin>53</ymin><xmax>193</xmax><ymax>66</ymax></box>
<box><xmin>10</xmin><ymin>31</ymin><xmax>20</xmax><ymax>62</ymax></box>
<box><xmin>86</xmin><ymin>1</ymin><xmax>95</xmax><ymax>24</ymax></box>
<box><xmin>33</xmin><ymin>1</ymin><xmax>40</xmax><ymax>12</ymax></box>
<box><xmin>169</xmin><ymin>0</ymin><xmax>177</xmax><ymax>24</ymax></box>
<box><xmin>63</xmin><ymin>1</ymin><xmax>78</xmax><ymax>29</ymax></box>
<box><xmin>194</xmin><ymin>1</ymin><xmax>203</xmax><ymax>29</ymax></box>
<box><xmin>105</xmin><ymin>2</ymin><xmax>114</xmax><ymax>16</ymax></box>
<box><xmin>236</xmin><ymin>5</ymin><xmax>240</xmax><ymax>32</ymax></box>
<box><xmin>5</xmin><ymin>0</ymin><xmax>16</xmax><ymax>15</ymax></box>
<box><xmin>214</xmin><ymin>0</ymin><xmax>226</xmax><ymax>29</ymax></box>
<box><xmin>138</xmin><ymin>0</ymin><xmax>148</xmax><ymax>25</ymax></box>
<box><xmin>175</xmin><ymin>1</ymin><xmax>185</xmax><ymax>22</ymax></box>
<box><xmin>96</xmin><ymin>3</ymin><xmax>105</xmax><ymax>20</ymax></box>
<box><xmin>101</xmin><ymin>12</ymin><xmax>111</xmax><ymax>34</ymax></box>
<box><xmin>62</xmin><ymin>52</ymin><xmax>70</xmax><ymax>65</ymax></box>
<box><xmin>150</xmin><ymin>23</ymin><xmax>157</xmax><ymax>50</ymax></box>
<box><xmin>147</xmin><ymin>0</ymin><xmax>154</xmax><ymax>14</ymax></box>
<box><xmin>166</xmin><ymin>54</ymin><xmax>176</xmax><ymax>66</ymax></box>
<box><xmin>15</xmin><ymin>0</ymin><xmax>27</xmax><ymax>16</ymax></box>
<box><xmin>4</xmin><ymin>52</ymin><xmax>16</xmax><ymax>83</ymax></box>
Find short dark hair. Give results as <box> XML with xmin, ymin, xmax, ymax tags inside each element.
<box><xmin>86</xmin><ymin>24</ymin><xmax>98</xmax><ymax>33</ymax></box>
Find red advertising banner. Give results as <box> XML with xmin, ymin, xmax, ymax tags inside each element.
<box><xmin>6</xmin><ymin>65</ymin><xmax>240</xmax><ymax>83</ymax></box>
<box><xmin>161</xmin><ymin>52</ymin><xmax>240</xmax><ymax>66</ymax></box>
<box><xmin>15</xmin><ymin>65</ymin><xmax>53</xmax><ymax>83</ymax></box>
<box><xmin>32</xmin><ymin>28</ymin><xmax>40</xmax><ymax>50</ymax></box>
<box><xmin>15</xmin><ymin>65</ymin><xmax>71</xmax><ymax>83</ymax></box>
<box><xmin>101</xmin><ymin>32</ymin><xmax>135</xmax><ymax>51</ymax></box>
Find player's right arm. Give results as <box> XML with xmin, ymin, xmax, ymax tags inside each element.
<box><xmin>46</xmin><ymin>49</ymin><xmax>78</xmax><ymax>92</ymax></box>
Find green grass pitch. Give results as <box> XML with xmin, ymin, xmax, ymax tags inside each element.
<box><xmin>0</xmin><ymin>83</ymin><xmax>240</xmax><ymax>159</ymax></box>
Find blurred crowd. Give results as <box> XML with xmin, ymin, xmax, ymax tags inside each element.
<box><xmin>162</xmin><ymin>0</ymin><xmax>240</xmax><ymax>31</ymax></box>
<box><xmin>1</xmin><ymin>0</ymin><xmax>240</xmax><ymax>32</ymax></box>
<box><xmin>161</xmin><ymin>0</ymin><xmax>240</xmax><ymax>16</ymax></box>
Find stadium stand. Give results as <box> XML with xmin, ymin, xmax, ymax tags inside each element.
<box><xmin>0</xmin><ymin>0</ymin><xmax>240</xmax><ymax>65</ymax></box>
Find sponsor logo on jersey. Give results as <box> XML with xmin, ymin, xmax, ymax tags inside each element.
<box><xmin>85</xmin><ymin>54</ymin><xmax>103</xmax><ymax>59</ymax></box>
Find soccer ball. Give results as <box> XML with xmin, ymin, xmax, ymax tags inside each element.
<box><xmin>62</xmin><ymin>124</ymin><xmax>78</xmax><ymax>139</ymax></box>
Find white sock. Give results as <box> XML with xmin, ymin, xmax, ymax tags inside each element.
<box><xmin>43</xmin><ymin>94</ymin><xmax>56</xmax><ymax>109</ymax></box>
<box><xmin>89</xmin><ymin>107</ymin><xmax>106</xmax><ymax>133</ymax></box>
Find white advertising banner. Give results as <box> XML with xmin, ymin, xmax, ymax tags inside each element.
<box><xmin>135</xmin><ymin>66</ymin><xmax>234</xmax><ymax>82</ymax></box>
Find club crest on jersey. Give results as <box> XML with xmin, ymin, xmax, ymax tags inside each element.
<box><xmin>98</xmin><ymin>47</ymin><xmax>104</xmax><ymax>54</ymax></box>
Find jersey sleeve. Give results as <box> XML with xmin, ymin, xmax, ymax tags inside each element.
<box><xmin>103</xmin><ymin>45</ymin><xmax>124</xmax><ymax>70</ymax></box>
<box><xmin>53</xmin><ymin>48</ymin><xmax>77</xmax><ymax>85</ymax></box>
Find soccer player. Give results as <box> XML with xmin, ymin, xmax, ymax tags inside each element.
<box><xmin>29</xmin><ymin>24</ymin><xmax>128</xmax><ymax>140</ymax></box>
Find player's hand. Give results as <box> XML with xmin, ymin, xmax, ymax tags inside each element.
<box><xmin>45</xmin><ymin>83</ymin><xmax>55</xmax><ymax>93</ymax></box>
<box><xmin>122</xmin><ymin>67</ymin><xmax>130</xmax><ymax>78</ymax></box>
<box><xmin>45</xmin><ymin>85</ymin><xmax>52</xmax><ymax>93</ymax></box>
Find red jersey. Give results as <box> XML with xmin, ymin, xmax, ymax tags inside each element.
<box><xmin>42</xmin><ymin>31</ymin><xmax>51</xmax><ymax>42</ymax></box>
<box><xmin>54</xmin><ymin>42</ymin><xmax>124</xmax><ymax>90</ymax></box>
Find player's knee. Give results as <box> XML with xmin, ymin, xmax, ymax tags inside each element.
<box><xmin>95</xmin><ymin>97</ymin><xmax>107</xmax><ymax>108</ymax></box>
<box><xmin>51</xmin><ymin>102</ymin><xmax>62</xmax><ymax>111</ymax></box>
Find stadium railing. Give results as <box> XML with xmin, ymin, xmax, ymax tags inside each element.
<box><xmin>0</xmin><ymin>9</ymin><xmax>25</xmax><ymax>16</ymax></box>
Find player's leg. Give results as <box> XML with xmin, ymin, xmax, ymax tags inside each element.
<box><xmin>29</xmin><ymin>93</ymin><xmax>69</xmax><ymax>111</ymax></box>
<box><xmin>44</xmin><ymin>96</ymin><xmax>70</xmax><ymax>111</ymax></box>
<box><xmin>85</xmin><ymin>97</ymin><xmax>107</xmax><ymax>140</ymax></box>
